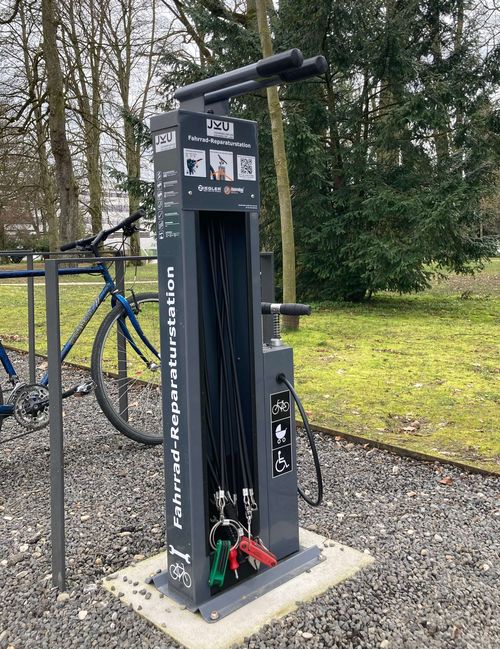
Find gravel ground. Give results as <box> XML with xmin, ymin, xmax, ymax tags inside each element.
<box><xmin>1</xmin><ymin>352</ymin><xmax>499</xmax><ymax>649</ymax></box>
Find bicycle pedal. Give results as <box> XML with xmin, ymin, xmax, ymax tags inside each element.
<box><xmin>74</xmin><ymin>382</ymin><xmax>94</xmax><ymax>396</ymax></box>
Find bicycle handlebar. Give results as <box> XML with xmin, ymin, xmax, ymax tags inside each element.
<box><xmin>261</xmin><ymin>302</ymin><xmax>312</xmax><ymax>316</ymax></box>
<box><xmin>60</xmin><ymin>209</ymin><xmax>145</xmax><ymax>252</ymax></box>
<box><xmin>60</xmin><ymin>235</ymin><xmax>95</xmax><ymax>252</ymax></box>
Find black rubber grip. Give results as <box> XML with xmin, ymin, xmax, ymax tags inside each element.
<box><xmin>60</xmin><ymin>235</ymin><xmax>95</xmax><ymax>252</ymax></box>
<box><xmin>280</xmin><ymin>56</ymin><xmax>328</xmax><ymax>82</ymax></box>
<box><xmin>256</xmin><ymin>49</ymin><xmax>303</xmax><ymax>77</ymax></box>
<box><xmin>261</xmin><ymin>302</ymin><xmax>312</xmax><ymax>316</ymax></box>
<box><xmin>120</xmin><ymin>209</ymin><xmax>144</xmax><ymax>230</ymax></box>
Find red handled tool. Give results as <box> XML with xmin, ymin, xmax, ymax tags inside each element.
<box><xmin>228</xmin><ymin>548</ymin><xmax>240</xmax><ymax>580</ymax></box>
<box><xmin>239</xmin><ymin>537</ymin><xmax>277</xmax><ymax>568</ymax></box>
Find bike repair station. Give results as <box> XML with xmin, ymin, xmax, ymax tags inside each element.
<box><xmin>150</xmin><ymin>49</ymin><xmax>328</xmax><ymax>622</ymax></box>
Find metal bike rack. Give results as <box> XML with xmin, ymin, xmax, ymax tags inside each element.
<box><xmin>0</xmin><ymin>253</ymin><xmax>153</xmax><ymax>589</ymax></box>
<box><xmin>44</xmin><ymin>254</ymin><xmax>156</xmax><ymax>589</ymax></box>
<box><xmin>0</xmin><ymin>251</ymin><xmax>37</xmax><ymax>383</ymax></box>
<box><xmin>152</xmin><ymin>49</ymin><xmax>327</xmax><ymax>620</ymax></box>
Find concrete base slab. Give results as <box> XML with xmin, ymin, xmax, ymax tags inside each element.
<box><xmin>102</xmin><ymin>529</ymin><xmax>374</xmax><ymax>649</ymax></box>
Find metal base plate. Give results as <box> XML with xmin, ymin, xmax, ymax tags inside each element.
<box><xmin>153</xmin><ymin>544</ymin><xmax>322</xmax><ymax>622</ymax></box>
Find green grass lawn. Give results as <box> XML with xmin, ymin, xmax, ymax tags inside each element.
<box><xmin>286</xmin><ymin>259</ymin><xmax>500</xmax><ymax>473</ymax></box>
<box><xmin>1</xmin><ymin>258</ymin><xmax>498</xmax><ymax>472</ymax></box>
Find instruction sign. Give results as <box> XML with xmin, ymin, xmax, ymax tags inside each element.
<box><xmin>179</xmin><ymin>112</ymin><xmax>260</xmax><ymax>212</ymax></box>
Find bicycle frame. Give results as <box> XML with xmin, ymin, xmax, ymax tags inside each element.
<box><xmin>0</xmin><ymin>260</ymin><xmax>160</xmax><ymax>419</ymax></box>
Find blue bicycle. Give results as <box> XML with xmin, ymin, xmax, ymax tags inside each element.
<box><xmin>0</xmin><ymin>210</ymin><xmax>162</xmax><ymax>445</ymax></box>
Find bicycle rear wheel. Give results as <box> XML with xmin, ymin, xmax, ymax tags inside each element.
<box><xmin>91</xmin><ymin>292</ymin><xmax>163</xmax><ymax>445</ymax></box>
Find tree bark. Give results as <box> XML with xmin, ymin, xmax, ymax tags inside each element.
<box><xmin>124</xmin><ymin>115</ymin><xmax>141</xmax><ymax>257</ymax></box>
<box><xmin>103</xmin><ymin>0</ymin><xmax>159</xmax><ymax>263</ymax></box>
<box><xmin>41</xmin><ymin>0</ymin><xmax>80</xmax><ymax>244</ymax></box>
<box><xmin>62</xmin><ymin>0</ymin><xmax>104</xmax><ymax>235</ymax></box>
<box><xmin>255</xmin><ymin>0</ymin><xmax>298</xmax><ymax>330</ymax></box>
<box><xmin>429</xmin><ymin>3</ymin><xmax>449</xmax><ymax>165</ymax></box>
<box><xmin>19</xmin><ymin>1</ymin><xmax>59</xmax><ymax>250</ymax></box>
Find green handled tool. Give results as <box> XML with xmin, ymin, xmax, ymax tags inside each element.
<box><xmin>209</xmin><ymin>540</ymin><xmax>231</xmax><ymax>588</ymax></box>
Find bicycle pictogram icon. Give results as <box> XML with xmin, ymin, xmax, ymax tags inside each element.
<box><xmin>272</xmin><ymin>399</ymin><xmax>289</xmax><ymax>416</ymax></box>
<box><xmin>169</xmin><ymin>561</ymin><xmax>192</xmax><ymax>588</ymax></box>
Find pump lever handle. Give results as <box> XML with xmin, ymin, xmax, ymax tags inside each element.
<box><xmin>175</xmin><ymin>49</ymin><xmax>303</xmax><ymax>103</ymax></box>
<box><xmin>261</xmin><ymin>302</ymin><xmax>312</xmax><ymax>316</ymax></box>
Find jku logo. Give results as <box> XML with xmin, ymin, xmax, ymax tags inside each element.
<box><xmin>206</xmin><ymin>119</ymin><xmax>234</xmax><ymax>140</ymax></box>
<box><xmin>155</xmin><ymin>130</ymin><xmax>176</xmax><ymax>151</ymax></box>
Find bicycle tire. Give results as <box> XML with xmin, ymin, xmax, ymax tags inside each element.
<box><xmin>91</xmin><ymin>292</ymin><xmax>163</xmax><ymax>445</ymax></box>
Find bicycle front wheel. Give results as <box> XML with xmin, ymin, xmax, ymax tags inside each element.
<box><xmin>91</xmin><ymin>292</ymin><xmax>163</xmax><ymax>445</ymax></box>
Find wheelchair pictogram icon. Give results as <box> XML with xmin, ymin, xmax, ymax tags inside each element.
<box><xmin>275</xmin><ymin>450</ymin><xmax>290</xmax><ymax>474</ymax></box>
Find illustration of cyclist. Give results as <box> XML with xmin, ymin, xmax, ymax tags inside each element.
<box><xmin>186</xmin><ymin>157</ymin><xmax>202</xmax><ymax>175</ymax></box>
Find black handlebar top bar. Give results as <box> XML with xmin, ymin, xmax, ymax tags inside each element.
<box><xmin>174</xmin><ymin>49</ymin><xmax>304</xmax><ymax>103</ymax></box>
<box><xmin>204</xmin><ymin>56</ymin><xmax>328</xmax><ymax>106</ymax></box>
<box><xmin>60</xmin><ymin>209</ymin><xmax>145</xmax><ymax>252</ymax></box>
<box><xmin>261</xmin><ymin>302</ymin><xmax>312</xmax><ymax>316</ymax></box>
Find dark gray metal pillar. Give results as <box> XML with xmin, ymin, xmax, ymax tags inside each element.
<box><xmin>45</xmin><ymin>260</ymin><xmax>66</xmax><ymax>591</ymax></box>
<box><xmin>151</xmin><ymin>107</ymin><xmax>320</xmax><ymax>620</ymax></box>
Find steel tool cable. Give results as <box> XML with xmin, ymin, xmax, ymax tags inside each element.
<box><xmin>277</xmin><ymin>374</ymin><xmax>323</xmax><ymax>507</ymax></box>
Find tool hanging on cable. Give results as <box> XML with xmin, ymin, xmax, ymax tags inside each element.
<box><xmin>202</xmin><ymin>217</ymin><xmax>261</xmax><ymax>587</ymax></box>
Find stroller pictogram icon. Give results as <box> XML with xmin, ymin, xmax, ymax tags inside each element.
<box><xmin>274</xmin><ymin>422</ymin><xmax>288</xmax><ymax>445</ymax></box>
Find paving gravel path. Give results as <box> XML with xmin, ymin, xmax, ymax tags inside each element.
<box><xmin>1</xmin><ymin>352</ymin><xmax>498</xmax><ymax>649</ymax></box>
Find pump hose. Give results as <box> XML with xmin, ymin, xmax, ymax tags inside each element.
<box><xmin>277</xmin><ymin>374</ymin><xmax>323</xmax><ymax>507</ymax></box>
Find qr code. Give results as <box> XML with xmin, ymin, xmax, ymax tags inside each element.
<box><xmin>237</xmin><ymin>155</ymin><xmax>256</xmax><ymax>181</ymax></box>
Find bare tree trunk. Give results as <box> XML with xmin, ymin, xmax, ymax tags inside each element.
<box><xmin>377</xmin><ymin>0</ymin><xmax>400</xmax><ymax>169</ymax></box>
<box><xmin>453</xmin><ymin>0</ymin><xmax>464</xmax><ymax>153</ymax></box>
<box><xmin>103</xmin><ymin>0</ymin><xmax>160</xmax><ymax>262</ymax></box>
<box><xmin>19</xmin><ymin>1</ymin><xmax>59</xmax><ymax>250</ymax></box>
<box><xmin>124</xmin><ymin>116</ymin><xmax>141</xmax><ymax>256</ymax></box>
<box><xmin>325</xmin><ymin>67</ymin><xmax>344</xmax><ymax>189</ymax></box>
<box><xmin>255</xmin><ymin>0</ymin><xmax>298</xmax><ymax>330</ymax></box>
<box><xmin>429</xmin><ymin>3</ymin><xmax>449</xmax><ymax>165</ymax></box>
<box><xmin>62</xmin><ymin>0</ymin><xmax>104</xmax><ymax>235</ymax></box>
<box><xmin>41</xmin><ymin>0</ymin><xmax>80</xmax><ymax>244</ymax></box>
<box><xmin>36</xmin><ymin>122</ymin><xmax>59</xmax><ymax>250</ymax></box>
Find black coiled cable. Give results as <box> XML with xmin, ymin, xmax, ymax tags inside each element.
<box><xmin>277</xmin><ymin>373</ymin><xmax>323</xmax><ymax>507</ymax></box>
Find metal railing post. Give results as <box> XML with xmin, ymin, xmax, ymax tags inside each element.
<box><xmin>115</xmin><ymin>254</ymin><xmax>129</xmax><ymax>422</ymax></box>
<box><xmin>45</xmin><ymin>259</ymin><xmax>66</xmax><ymax>591</ymax></box>
<box><xmin>26</xmin><ymin>252</ymin><xmax>36</xmax><ymax>383</ymax></box>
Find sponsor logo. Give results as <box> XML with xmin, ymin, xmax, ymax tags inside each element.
<box><xmin>223</xmin><ymin>185</ymin><xmax>244</xmax><ymax>195</ymax></box>
<box><xmin>206</xmin><ymin>119</ymin><xmax>234</xmax><ymax>140</ymax></box>
<box><xmin>197</xmin><ymin>185</ymin><xmax>222</xmax><ymax>193</ymax></box>
<box><xmin>155</xmin><ymin>130</ymin><xmax>176</xmax><ymax>152</ymax></box>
